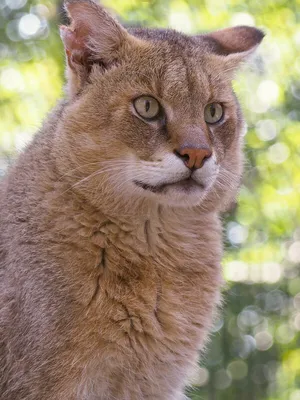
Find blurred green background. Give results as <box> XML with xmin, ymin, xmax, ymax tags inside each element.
<box><xmin>1</xmin><ymin>0</ymin><xmax>300</xmax><ymax>399</ymax></box>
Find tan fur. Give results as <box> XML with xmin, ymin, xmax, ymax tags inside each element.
<box><xmin>0</xmin><ymin>1</ymin><xmax>263</xmax><ymax>399</ymax></box>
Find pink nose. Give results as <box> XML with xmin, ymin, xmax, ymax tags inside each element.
<box><xmin>175</xmin><ymin>147</ymin><xmax>212</xmax><ymax>169</ymax></box>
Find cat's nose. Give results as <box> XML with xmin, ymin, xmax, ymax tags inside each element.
<box><xmin>174</xmin><ymin>147</ymin><xmax>212</xmax><ymax>170</ymax></box>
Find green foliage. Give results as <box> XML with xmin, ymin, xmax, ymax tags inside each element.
<box><xmin>1</xmin><ymin>0</ymin><xmax>300</xmax><ymax>398</ymax></box>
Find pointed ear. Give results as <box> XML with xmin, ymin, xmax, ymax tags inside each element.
<box><xmin>60</xmin><ymin>0</ymin><xmax>138</xmax><ymax>97</ymax></box>
<box><xmin>198</xmin><ymin>26</ymin><xmax>264</xmax><ymax>73</ymax></box>
<box><xmin>205</xmin><ymin>26</ymin><xmax>264</xmax><ymax>56</ymax></box>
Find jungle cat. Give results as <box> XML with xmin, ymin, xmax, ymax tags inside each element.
<box><xmin>0</xmin><ymin>1</ymin><xmax>264</xmax><ymax>399</ymax></box>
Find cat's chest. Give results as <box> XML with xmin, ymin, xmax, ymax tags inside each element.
<box><xmin>59</xmin><ymin>207</ymin><xmax>222</xmax><ymax>333</ymax></box>
<box><xmin>70</xmin><ymin>215</ymin><xmax>222</xmax><ymax>397</ymax></box>
<box><xmin>84</xmin><ymin>217</ymin><xmax>222</xmax><ymax>348</ymax></box>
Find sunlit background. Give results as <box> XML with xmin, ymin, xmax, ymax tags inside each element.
<box><xmin>1</xmin><ymin>0</ymin><xmax>300</xmax><ymax>399</ymax></box>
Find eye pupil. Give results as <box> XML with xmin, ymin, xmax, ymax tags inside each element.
<box><xmin>145</xmin><ymin>100</ymin><xmax>150</xmax><ymax>113</ymax></box>
<box><xmin>204</xmin><ymin>102</ymin><xmax>223</xmax><ymax>124</ymax></box>
<box><xmin>210</xmin><ymin>104</ymin><xmax>216</xmax><ymax>117</ymax></box>
<box><xmin>133</xmin><ymin>96</ymin><xmax>160</xmax><ymax>120</ymax></box>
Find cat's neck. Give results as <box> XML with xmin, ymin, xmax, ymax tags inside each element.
<box><xmin>46</xmin><ymin>175</ymin><xmax>219</xmax><ymax>250</ymax></box>
<box><xmin>65</xmin><ymin>186</ymin><xmax>219</xmax><ymax>233</ymax></box>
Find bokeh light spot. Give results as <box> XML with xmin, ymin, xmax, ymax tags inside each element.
<box><xmin>227</xmin><ymin>222</ymin><xmax>248</xmax><ymax>245</ymax></box>
<box><xmin>214</xmin><ymin>369</ymin><xmax>232</xmax><ymax>390</ymax></box>
<box><xmin>211</xmin><ymin>317</ymin><xmax>224</xmax><ymax>333</ymax></box>
<box><xmin>257</xmin><ymin>80</ymin><xmax>279</xmax><ymax>106</ymax></box>
<box><xmin>293</xmin><ymin>313</ymin><xmax>300</xmax><ymax>331</ymax></box>
<box><xmin>294</xmin><ymin>293</ymin><xmax>300</xmax><ymax>309</ymax></box>
<box><xmin>230</xmin><ymin>12</ymin><xmax>255</xmax><ymax>27</ymax></box>
<box><xmin>226</xmin><ymin>261</ymin><xmax>248</xmax><ymax>282</ymax></box>
<box><xmin>261</xmin><ymin>262</ymin><xmax>282</xmax><ymax>283</ymax></box>
<box><xmin>291</xmin><ymin>390</ymin><xmax>300</xmax><ymax>400</ymax></box>
<box><xmin>288</xmin><ymin>241</ymin><xmax>300</xmax><ymax>263</ymax></box>
<box><xmin>169</xmin><ymin>12</ymin><xmax>192</xmax><ymax>33</ymax></box>
<box><xmin>0</xmin><ymin>68</ymin><xmax>24</xmax><ymax>91</ymax></box>
<box><xmin>248</xmin><ymin>96</ymin><xmax>270</xmax><ymax>114</ymax></box>
<box><xmin>232</xmin><ymin>335</ymin><xmax>256</xmax><ymax>359</ymax></box>
<box><xmin>19</xmin><ymin>14</ymin><xmax>41</xmax><ymax>39</ymax></box>
<box><xmin>238</xmin><ymin>307</ymin><xmax>262</xmax><ymax>330</ymax></box>
<box><xmin>6</xmin><ymin>19</ymin><xmax>21</xmax><ymax>42</ymax></box>
<box><xmin>227</xmin><ymin>360</ymin><xmax>248</xmax><ymax>380</ymax></box>
<box><xmin>256</xmin><ymin>119</ymin><xmax>278</xmax><ymax>141</ymax></box>
<box><xmin>5</xmin><ymin>0</ymin><xmax>27</xmax><ymax>9</ymax></box>
<box><xmin>189</xmin><ymin>366</ymin><xmax>210</xmax><ymax>387</ymax></box>
<box><xmin>267</xmin><ymin>142</ymin><xmax>290</xmax><ymax>164</ymax></box>
<box><xmin>265</xmin><ymin>290</ymin><xmax>286</xmax><ymax>312</ymax></box>
<box><xmin>276</xmin><ymin>324</ymin><xmax>295</xmax><ymax>344</ymax></box>
<box><xmin>255</xmin><ymin>331</ymin><xmax>273</xmax><ymax>351</ymax></box>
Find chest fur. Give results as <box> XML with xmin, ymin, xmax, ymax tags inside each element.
<box><xmin>5</xmin><ymin>196</ymin><xmax>223</xmax><ymax>399</ymax></box>
<box><xmin>64</xmin><ymin>212</ymin><xmax>223</xmax><ymax>348</ymax></box>
<box><xmin>65</xmin><ymin>215</ymin><xmax>223</xmax><ymax>399</ymax></box>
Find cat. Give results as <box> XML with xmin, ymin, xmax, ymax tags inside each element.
<box><xmin>0</xmin><ymin>0</ymin><xmax>264</xmax><ymax>399</ymax></box>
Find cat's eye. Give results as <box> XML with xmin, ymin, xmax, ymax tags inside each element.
<box><xmin>204</xmin><ymin>103</ymin><xmax>224</xmax><ymax>124</ymax></box>
<box><xmin>133</xmin><ymin>96</ymin><xmax>160</xmax><ymax>120</ymax></box>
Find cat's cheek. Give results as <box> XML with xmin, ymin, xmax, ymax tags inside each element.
<box><xmin>117</xmin><ymin>122</ymin><xmax>165</xmax><ymax>161</ymax></box>
<box><xmin>209</xmin><ymin>120</ymin><xmax>239</xmax><ymax>163</ymax></box>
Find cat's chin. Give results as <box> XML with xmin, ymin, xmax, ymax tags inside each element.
<box><xmin>135</xmin><ymin>178</ymin><xmax>211</xmax><ymax>207</ymax></box>
<box><xmin>158</xmin><ymin>184</ymin><xmax>207</xmax><ymax>207</ymax></box>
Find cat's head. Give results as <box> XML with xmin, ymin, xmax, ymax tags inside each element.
<box><xmin>56</xmin><ymin>0</ymin><xmax>263</xmax><ymax>212</ymax></box>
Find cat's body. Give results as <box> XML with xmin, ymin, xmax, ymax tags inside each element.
<box><xmin>0</xmin><ymin>106</ymin><xmax>222</xmax><ymax>399</ymax></box>
<box><xmin>0</xmin><ymin>1</ymin><xmax>263</xmax><ymax>399</ymax></box>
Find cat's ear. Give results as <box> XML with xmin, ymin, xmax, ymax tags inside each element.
<box><xmin>60</xmin><ymin>0</ymin><xmax>139</xmax><ymax>96</ymax></box>
<box><xmin>199</xmin><ymin>26</ymin><xmax>264</xmax><ymax>71</ymax></box>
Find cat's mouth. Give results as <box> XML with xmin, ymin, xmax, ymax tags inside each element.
<box><xmin>134</xmin><ymin>177</ymin><xmax>204</xmax><ymax>194</ymax></box>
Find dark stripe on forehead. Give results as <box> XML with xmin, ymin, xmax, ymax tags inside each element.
<box><xmin>179</xmin><ymin>54</ymin><xmax>194</xmax><ymax>113</ymax></box>
<box><xmin>180</xmin><ymin>51</ymin><xmax>214</xmax><ymax>120</ymax></box>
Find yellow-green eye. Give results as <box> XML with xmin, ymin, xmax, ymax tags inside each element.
<box><xmin>133</xmin><ymin>96</ymin><xmax>160</xmax><ymax>120</ymax></box>
<box><xmin>204</xmin><ymin>103</ymin><xmax>224</xmax><ymax>124</ymax></box>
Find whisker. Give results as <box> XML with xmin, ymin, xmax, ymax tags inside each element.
<box><xmin>58</xmin><ymin>162</ymin><xmax>102</xmax><ymax>181</ymax></box>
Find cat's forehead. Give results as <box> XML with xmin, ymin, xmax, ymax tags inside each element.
<box><xmin>127</xmin><ymin>28</ymin><xmax>228</xmax><ymax>103</ymax></box>
<box><xmin>129</xmin><ymin>27</ymin><xmax>194</xmax><ymax>49</ymax></box>
<box><xmin>128</xmin><ymin>27</ymin><xmax>209</xmax><ymax>63</ymax></box>
<box><xmin>128</xmin><ymin>27</ymin><xmax>223</xmax><ymax>78</ymax></box>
